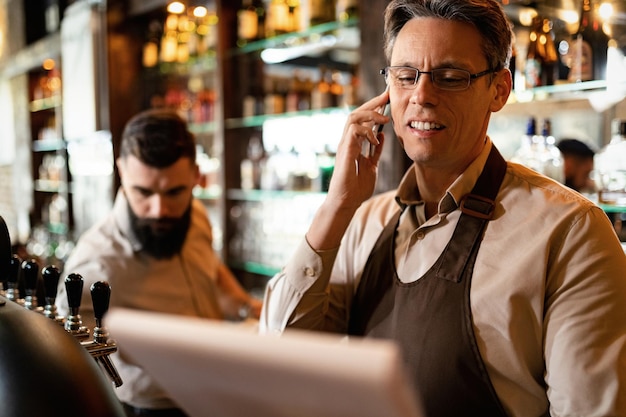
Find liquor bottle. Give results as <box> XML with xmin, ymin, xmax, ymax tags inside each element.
<box><xmin>241</xmin><ymin>136</ymin><xmax>265</xmax><ymax>190</ymax></box>
<box><xmin>142</xmin><ymin>20</ymin><xmax>162</xmax><ymax>68</ymax></box>
<box><xmin>238</xmin><ymin>0</ymin><xmax>259</xmax><ymax>44</ymax></box>
<box><xmin>329</xmin><ymin>69</ymin><xmax>344</xmax><ymax>107</ymax></box>
<box><xmin>537</xmin><ymin>118</ymin><xmax>564</xmax><ymax>183</ymax></box>
<box><xmin>287</xmin><ymin>0</ymin><xmax>301</xmax><ymax>33</ymax></box>
<box><xmin>309</xmin><ymin>0</ymin><xmax>336</xmax><ymax>26</ymax></box>
<box><xmin>45</xmin><ymin>0</ymin><xmax>60</xmax><ymax>34</ymax></box>
<box><xmin>512</xmin><ymin>117</ymin><xmax>563</xmax><ymax>183</ymax></box>
<box><xmin>265</xmin><ymin>0</ymin><xmax>291</xmax><ymax>37</ymax></box>
<box><xmin>511</xmin><ymin>117</ymin><xmax>536</xmax><ymax>167</ymax></box>
<box><xmin>311</xmin><ymin>66</ymin><xmax>332</xmax><ymax>110</ymax></box>
<box><xmin>524</xmin><ymin>16</ymin><xmax>557</xmax><ymax>88</ymax></box>
<box><xmin>285</xmin><ymin>71</ymin><xmax>304</xmax><ymax>113</ymax></box>
<box><xmin>595</xmin><ymin>119</ymin><xmax>626</xmax><ymax>206</ymax></box>
<box><xmin>336</xmin><ymin>0</ymin><xmax>358</xmax><ymax>23</ymax></box>
<box><xmin>568</xmin><ymin>0</ymin><xmax>609</xmax><ymax>82</ymax></box>
<box><xmin>160</xmin><ymin>13</ymin><xmax>179</xmax><ymax>63</ymax></box>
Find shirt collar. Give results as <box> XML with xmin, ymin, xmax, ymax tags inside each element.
<box><xmin>395</xmin><ymin>138</ymin><xmax>494</xmax><ymax>215</ymax></box>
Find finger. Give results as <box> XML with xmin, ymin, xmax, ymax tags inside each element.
<box><xmin>371</xmin><ymin>132</ymin><xmax>386</xmax><ymax>163</ymax></box>
<box><xmin>356</xmin><ymin>88</ymin><xmax>390</xmax><ymax>112</ymax></box>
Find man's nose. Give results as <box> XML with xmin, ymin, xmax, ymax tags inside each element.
<box><xmin>147</xmin><ymin>194</ymin><xmax>172</xmax><ymax>218</ymax></box>
<box><xmin>410</xmin><ymin>73</ymin><xmax>438</xmax><ymax>105</ymax></box>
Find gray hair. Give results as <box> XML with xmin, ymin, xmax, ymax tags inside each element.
<box><xmin>383</xmin><ymin>0</ymin><xmax>513</xmax><ymax>71</ymax></box>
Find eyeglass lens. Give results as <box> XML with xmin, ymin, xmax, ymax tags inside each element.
<box><xmin>384</xmin><ymin>67</ymin><xmax>479</xmax><ymax>91</ymax></box>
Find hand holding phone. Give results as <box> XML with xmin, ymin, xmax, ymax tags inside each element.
<box><xmin>363</xmin><ymin>97</ymin><xmax>391</xmax><ymax>157</ymax></box>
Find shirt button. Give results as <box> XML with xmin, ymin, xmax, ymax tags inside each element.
<box><xmin>304</xmin><ymin>267</ymin><xmax>316</xmax><ymax>277</ymax></box>
<box><xmin>416</xmin><ymin>231</ymin><xmax>425</xmax><ymax>240</ymax></box>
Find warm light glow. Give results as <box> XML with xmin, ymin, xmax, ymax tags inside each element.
<box><xmin>165</xmin><ymin>14</ymin><xmax>178</xmax><ymax>30</ymax></box>
<box><xmin>599</xmin><ymin>2</ymin><xmax>614</xmax><ymax>21</ymax></box>
<box><xmin>561</xmin><ymin>10</ymin><xmax>579</xmax><ymax>25</ymax></box>
<box><xmin>518</xmin><ymin>7</ymin><xmax>538</xmax><ymax>27</ymax></box>
<box><xmin>193</xmin><ymin>6</ymin><xmax>208</xmax><ymax>18</ymax></box>
<box><xmin>167</xmin><ymin>1</ymin><xmax>185</xmax><ymax>14</ymax></box>
<box><xmin>42</xmin><ymin>58</ymin><xmax>56</xmax><ymax>70</ymax></box>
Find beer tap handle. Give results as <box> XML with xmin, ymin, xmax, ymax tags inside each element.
<box><xmin>42</xmin><ymin>265</ymin><xmax>63</xmax><ymax>323</ymax></box>
<box><xmin>64</xmin><ymin>273</ymin><xmax>89</xmax><ymax>339</ymax></box>
<box><xmin>0</xmin><ymin>216</ymin><xmax>10</xmax><ymax>301</ymax></box>
<box><xmin>65</xmin><ymin>272</ymin><xmax>83</xmax><ymax>314</ymax></box>
<box><xmin>85</xmin><ymin>280</ymin><xmax>123</xmax><ymax>387</ymax></box>
<box><xmin>7</xmin><ymin>255</ymin><xmax>22</xmax><ymax>303</ymax></box>
<box><xmin>90</xmin><ymin>281</ymin><xmax>111</xmax><ymax>342</ymax></box>
<box><xmin>22</xmin><ymin>259</ymin><xmax>41</xmax><ymax>311</ymax></box>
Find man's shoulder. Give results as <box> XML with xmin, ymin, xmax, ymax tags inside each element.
<box><xmin>502</xmin><ymin>161</ymin><xmax>605</xmax><ymax>223</ymax></box>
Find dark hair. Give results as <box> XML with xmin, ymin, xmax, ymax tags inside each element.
<box><xmin>557</xmin><ymin>139</ymin><xmax>596</xmax><ymax>158</ymax></box>
<box><xmin>383</xmin><ymin>0</ymin><xmax>513</xmax><ymax>72</ymax></box>
<box><xmin>119</xmin><ymin>108</ymin><xmax>196</xmax><ymax>168</ymax></box>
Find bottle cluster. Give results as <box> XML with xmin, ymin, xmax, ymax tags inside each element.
<box><xmin>518</xmin><ymin>0</ymin><xmax>610</xmax><ymax>89</ymax></box>
<box><xmin>511</xmin><ymin>117</ymin><xmax>564</xmax><ymax>183</ymax></box>
<box><xmin>228</xmin><ymin>193</ymin><xmax>326</xmax><ymax>269</ymax></box>
<box><xmin>142</xmin><ymin>6</ymin><xmax>218</xmax><ymax>68</ymax></box>
<box><xmin>240</xmin><ymin>135</ymin><xmax>336</xmax><ymax>193</ymax></box>
<box><xmin>150</xmin><ymin>84</ymin><xmax>216</xmax><ymax>124</ymax></box>
<box><xmin>243</xmin><ymin>65</ymin><xmax>358</xmax><ymax>117</ymax></box>
<box><xmin>595</xmin><ymin>119</ymin><xmax>626</xmax><ymax>207</ymax></box>
<box><xmin>237</xmin><ymin>0</ymin><xmax>359</xmax><ymax>46</ymax></box>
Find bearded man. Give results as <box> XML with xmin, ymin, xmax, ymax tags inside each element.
<box><xmin>56</xmin><ymin>108</ymin><xmax>261</xmax><ymax>417</ymax></box>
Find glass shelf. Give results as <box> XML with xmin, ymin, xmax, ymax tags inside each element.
<box><xmin>33</xmin><ymin>139</ymin><xmax>66</xmax><ymax>152</ymax></box>
<box><xmin>513</xmin><ymin>80</ymin><xmax>626</xmax><ymax>102</ymax></box>
<box><xmin>189</xmin><ymin>121</ymin><xmax>217</xmax><ymax>134</ymax></box>
<box><xmin>234</xmin><ymin>18</ymin><xmax>359</xmax><ymax>55</ymax></box>
<box><xmin>227</xmin><ymin>188</ymin><xmax>327</xmax><ymax>201</ymax></box>
<box><xmin>193</xmin><ymin>186</ymin><xmax>221</xmax><ymax>201</ymax></box>
<box><xmin>229</xmin><ymin>260</ymin><xmax>281</xmax><ymax>277</ymax></box>
<box><xmin>225</xmin><ymin>106</ymin><xmax>353</xmax><ymax>129</ymax></box>
<box><xmin>599</xmin><ymin>203</ymin><xmax>626</xmax><ymax>214</ymax></box>
<box><xmin>34</xmin><ymin>179</ymin><xmax>69</xmax><ymax>193</ymax></box>
<box><xmin>146</xmin><ymin>54</ymin><xmax>217</xmax><ymax>77</ymax></box>
<box><xmin>29</xmin><ymin>95</ymin><xmax>61</xmax><ymax>112</ymax></box>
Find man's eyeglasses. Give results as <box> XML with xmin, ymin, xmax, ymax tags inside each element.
<box><xmin>380</xmin><ymin>66</ymin><xmax>495</xmax><ymax>91</ymax></box>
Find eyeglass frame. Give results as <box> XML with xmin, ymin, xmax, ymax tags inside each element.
<box><xmin>380</xmin><ymin>66</ymin><xmax>497</xmax><ymax>91</ymax></box>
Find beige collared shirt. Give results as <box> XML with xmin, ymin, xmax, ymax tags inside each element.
<box><xmin>260</xmin><ymin>139</ymin><xmax>626</xmax><ymax>416</ymax></box>
<box><xmin>56</xmin><ymin>191</ymin><xmax>224</xmax><ymax>409</ymax></box>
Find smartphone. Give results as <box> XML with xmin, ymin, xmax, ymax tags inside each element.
<box><xmin>372</xmin><ymin>99</ymin><xmax>390</xmax><ymax>135</ymax></box>
<box><xmin>363</xmin><ymin>98</ymin><xmax>390</xmax><ymax>157</ymax></box>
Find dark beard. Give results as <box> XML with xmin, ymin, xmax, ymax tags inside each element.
<box><xmin>128</xmin><ymin>203</ymin><xmax>192</xmax><ymax>259</ymax></box>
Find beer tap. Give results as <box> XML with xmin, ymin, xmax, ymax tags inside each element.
<box><xmin>82</xmin><ymin>281</ymin><xmax>123</xmax><ymax>387</ymax></box>
<box><xmin>0</xmin><ymin>215</ymin><xmax>8</xmax><ymax>304</ymax></box>
<box><xmin>63</xmin><ymin>273</ymin><xmax>90</xmax><ymax>340</ymax></box>
<box><xmin>22</xmin><ymin>258</ymin><xmax>42</xmax><ymax>312</ymax></box>
<box><xmin>6</xmin><ymin>255</ymin><xmax>22</xmax><ymax>304</ymax></box>
<box><xmin>42</xmin><ymin>265</ymin><xmax>64</xmax><ymax>324</ymax></box>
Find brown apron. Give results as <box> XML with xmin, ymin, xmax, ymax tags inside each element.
<box><xmin>348</xmin><ymin>146</ymin><xmax>509</xmax><ymax>417</ymax></box>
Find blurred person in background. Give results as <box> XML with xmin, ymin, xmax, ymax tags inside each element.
<box><xmin>557</xmin><ymin>138</ymin><xmax>596</xmax><ymax>193</ymax></box>
<box><xmin>56</xmin><ymin>108</ymin><xmax>262</xmax><ymax>417</ymax></box>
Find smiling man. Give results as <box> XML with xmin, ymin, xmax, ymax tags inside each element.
<box><xmin>260</xmin><ymin>1</ymin><xmax>626</xmax><ymax>416</ymax></box>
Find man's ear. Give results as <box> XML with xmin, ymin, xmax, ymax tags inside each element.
<box><xmin>116</xmin><ymin>157</ymin><xmax>126</xmax><ymax>183</ymax></box>
<box><xmin>489</xmin><ymin>68</ymin><xmax>512</xmax><ymax>113</ymax></box>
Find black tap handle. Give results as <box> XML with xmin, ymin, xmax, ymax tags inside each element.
<box><xmin>8</xmin><ymin>255</ymin><xmax>22</xmax><ymax>286</ymax></box>
<box><xmin>0</xmin><ymin>216</ymin><xmax>10</xmax><ymax>292</ymax></box>
<box><xmin>42</xmin><ymin>265</ymin><xmax>61</xmax><ymax>302</ymax></box>
<box><xmin>90</xmin><ymin>281</ymin><xmax>111</xmax><ymax>322</ymax></box>
<box><xmin>64</xmin><ymin>273</ymin><xmax>84</xmax><ymax>310</ymax></box>
<box><xmin>22</xmin><ymin>259</ymin><xmax>39</xmax><ymax>294</ymax></box>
